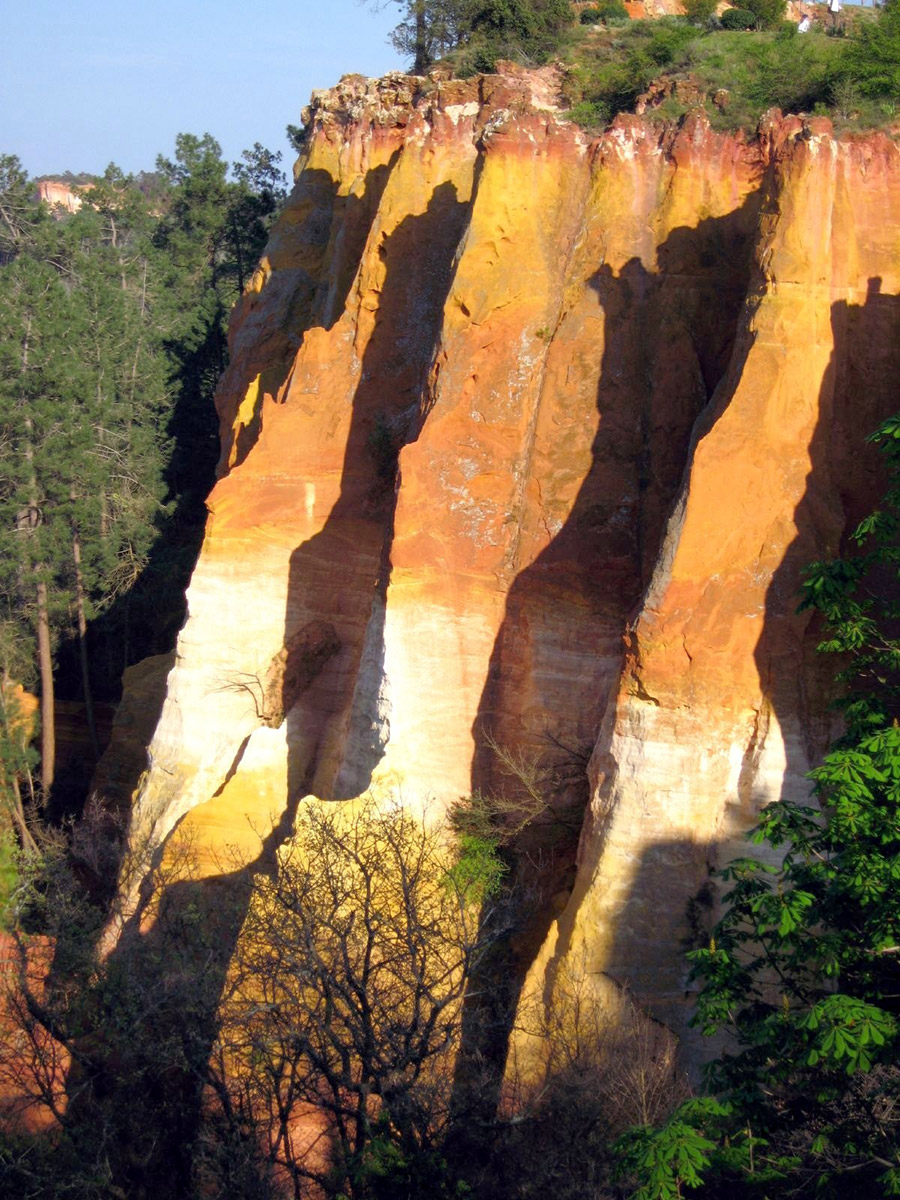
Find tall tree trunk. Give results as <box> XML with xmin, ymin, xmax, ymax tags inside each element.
<box><xmin>35</xmin><ymin>579</ymin><xmax>54</xmax><ymax>795</ymax></box>
<box><xmin>19</xmin><ymin>316</ymin><xmax>56</xmax><ymax>795</ymax></box>
<box><xmin>8</xmin><ymin>773</ymin><xmax>37</xmax><ymax>855</ymax></box>
<box><xmin>230</xmin><ymin>213</ymin><xmax>245</xmax><ymax>293</ymax></box>
<box><xmin>415</xmin><ymin>0</ymin><xmax>428</xmax><ymax>72</ymax></box>
<box><xmin>0</xmin><ymin>682</ymin><xmax>38</xmax><ymax>855</ymax></box>
<box><xmin>71</xmin><ymin>524</ymin><xmax>99</xmax><ymax>760</ymax></box>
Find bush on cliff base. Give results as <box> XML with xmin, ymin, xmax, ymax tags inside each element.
<box><xmin>683</xmin><ymin>0</ymin><xmax>718</xmax><ymax>26</ymax></box>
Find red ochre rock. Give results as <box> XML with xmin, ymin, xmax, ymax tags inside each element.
<box><xmin>98</xmin><ymin>69</ymin><xmax>900</xmax><ymax>1069</ymax></box>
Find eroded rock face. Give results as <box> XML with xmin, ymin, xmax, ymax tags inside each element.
<box><xmin>35</xmin><ymin>180</ymin><xmax>85</xmax><ymax>213</ymax></box>
<box><xmin>103</xmin><ymin>69</ymin><xmax>900</xmax><ymax>1065</ymax></box>
<box><xmin>523</xmin><ymin>119</ymin><xmax>900</xmax><ymax>1068</ymax></box>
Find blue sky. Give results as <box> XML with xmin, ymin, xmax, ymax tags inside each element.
<box><xmin>2</xmin><ymin>0</ymin><xmax>403</xmax><ymax>179</ymax></box>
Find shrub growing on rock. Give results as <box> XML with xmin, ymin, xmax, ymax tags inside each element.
<box><xmin>592</xmin><ymin>0</ymin><xmax>630</xmax><ymax>23</ymax></box>
<box><xmin>720</xmin><ymin>7</ymin><xmax>757</xmax><ymax>30</ymax></box>
<box><xmin>743</xmin><ymin>0</ymin><xmax>787</xmax><ymax>28</ymax></box>
<box><xmin>684</xmin><ymin>0</ymin><xmax>719</xmax><ymax>24</ymax></box>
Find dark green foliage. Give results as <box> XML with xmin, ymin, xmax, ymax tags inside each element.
<box><xmin>742</xmin><ymin>0</ymin><xmax>786</xmax><ymax>30</ymax></box>
<box><xmin>843</xmin><ymin>0</ymin><xmax>900</xmax><ymax>102</ymax></box>
<box><xmin>472</xmin><ymin>0</ymin><xmax>572</xmax><ymax>36</ymax></box>
<box><xmin>683</xmin><ymin>0</ymin><xmax>718</xmax><ymax>24</ymax></box>
<box><xmin>593</xmin><ymin>0</ymin><xmax>630</xmax><ymax>25</ymax></box>
<box><xmin>376</xmin><ymin>0</ymin><xmax>900</xmax><ymax>128</ymax></box>
<box><xmin>388</xmin><ymin>0</ymin><xmax>471</xmax><ymax>69</ymax></box>
<box><xmin>614</xmin><ymin>1099</ymin><xmax>730</xmax><ymax>1200</ymax></box>
<box><xmin>620</xmin><ymin>415</ymin><xmax>900</xmax><ymax>1198</ymax></box>
<box><xmin>563</xmin><ymin>17</ymin><xmax>867</xmax><ymax>133</ymax></box>
<box><xmin>0</xmin><ymin>156</ymin><xmax>48</xmax><ymax>265</ymax></box>
<box><xmin>0</xmin><ymin>140</ymin><xmax>286</xmax><ymax>802</ymax></box>
<box><xmin>741</xmin><ymin>33</ymin><xmax>834</xmax><ymax>112</ymax></box>
<box><xmin>466</xmin><ymin>0</ymin><xmax>574</xmax><ymax>61</ymax></box>
<box><xmin>379</xmin><ymin>0</ymin><xmax>575</xmax><ymax>72</ymax></box>
<box><xmin>154</xmin><ymin>134</ymin><xmax>286</xmax><ymax>513</ymax></box>
<box><xmin>799</xmin><ymin>411</ymin><xmax>900</xmax><ymax>735</ymax></box>
<box><xmin>720</xmin><ymin>8</ymin><xmax>757</xmax><ymax>31</ymax></box>
<box><xmin>0</xmin><ymin>164</ymin><xmax>173</xmax><ymax>784</ymax></box>
<box><xmin>564</xmin><ymin>18</ymin><xmax>698</xmax><ymax>126</ymax></box>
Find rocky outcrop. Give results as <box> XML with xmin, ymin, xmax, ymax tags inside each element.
<box><xmin>521</xmin><ymin>116</ymin><xmax>900</xmax><ymax>1068</ymax></box>
<box><xmin>35</xmin><ymin>180</ymin><xmax>85</xmax><ymax>214</ymax></box>
<box><xmin>102</xmin><ymin>68</ymin><xmax>900</xmax><ymax>1066</ymax></box>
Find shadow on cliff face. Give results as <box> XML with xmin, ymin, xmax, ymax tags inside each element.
<box><xmin>452</xmin><ymin>197</ymin><xmax>763</xmax><ymax>1132</ymax></box>
<box><xmin>55</xmin><ymin>161</ymin><xmax>404</xmax><ymax>905</ymax></box>
<box><xmin>279</xmin><ymin>175</ymin><xmax>477</xmax><ymax>802</ymax></box>
<box><xmin>572</xmin><ymin>280</ymin><xmax>900</xmax><ymax>1079</ymax></box>
<box><xmin>56</xmin><ymin>801</ymin><xmax>301</xmax><ymax>1200</ymax></box>
<box><xmin>743</xmin><ymin>278</ymin><xmax>900</xmax><ymax>818</ymax></box>
<box><xmin>226</xmin><ymin>156</ymin><xmax>400</xmax><ymax>472</ymax></box>
<box><xmin>51</xmin><ymin>177</ymin><xmax>478</xmax><ymax>1199</ymax></box>
<box><xmin>52</xmin><ymin>160</ymin><xmax>400</xmax><ymax>828</ymax></box>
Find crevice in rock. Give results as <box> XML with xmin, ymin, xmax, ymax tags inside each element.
<box><xmin>281</xmin><ymin>153</ymin><xmax>486</xmax><ymax>802</ymax></box>
<box><xmin>211</xmin><ymin>733</ymin><xmax>252</xmax><ymax>799</ymax></box>
<box><xmin>455</xmin><ymin>185</ymin><xmax>767</xmax><ymax>1132</ymax></box>
<box><xmin>527</xmin><ymin>221</ymin><xmax>900</xmax><ymax>1090</ymax></box>
<box><xmin>220</xmin><ymin>149</ymin><xmax>403</xmax><ymax>472</ymax></box>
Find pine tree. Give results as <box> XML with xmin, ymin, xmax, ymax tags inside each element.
<box><xmin>0</xmin><ymin>253</ymin><xmax>87</xmax><ymax>793</ymax></box>
<box><xmin>0</xmin><ymin>138</ymin><xmax>285</xmax><ymax>801</ymax></box>
<box><xmin>0</xmin><ymin>156</ymin><xmax>47</xmax><ymax>265</ymax></box>
<box><xmin>0</xmin><ymin>169</ymin><xmax>171</xmax><ymax>791</ymax></box>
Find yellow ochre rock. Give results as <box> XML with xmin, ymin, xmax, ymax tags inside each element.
<box><xmin>98</xmin><ymin>67</ymin><xmax>900</xmax><ymax>1070</ymax></box>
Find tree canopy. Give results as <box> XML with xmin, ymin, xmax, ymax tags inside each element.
<box><xmin>376</xmin><ymin>0</ymin><xmax>574</xmax><ymax>71</ymax></box>
<box><xmin>0</xmin><ymin>139</ymin><xmax>286</xmax><ymax>819</ymax></box>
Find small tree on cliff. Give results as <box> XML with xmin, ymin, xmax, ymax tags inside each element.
<box><xmin>741</xmin><ymin>0</ymin><xmax>786</xmax><ymax>30</ymax></box>
<box><xmin>370</xmin><ymin>0</ymin><xmax>573</xmax><ymax>72</ymax></box>
<box><xmin>615</xmin><ymin>416</ymin><xmax>900</xmax><ymax>1198</ymax></box>
<box><xmin>369</xmin><ymin>0</ymin><xmax>469</xmax><ymax>71</ymax></box>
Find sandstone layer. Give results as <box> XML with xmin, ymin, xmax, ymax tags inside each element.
<box><xmin>34</xmin><ymin>180</ymin><xmax>85</xmax><ymax>214</ymax></box>
<box><xmin>102</xmin><ymin>68</ymin><xmax>900</xmax><ymax>1065</ymax></box>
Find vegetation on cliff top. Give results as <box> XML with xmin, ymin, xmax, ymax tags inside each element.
<box><xmin>375</xmin><ymin>0</ymin><xmax>574</xmax><ymax>72</ymax></box>
<box><xmin>562</xmin><ymin>5</ymin><xmax>900</xmax><ymax>133</ymax></box>
<box><xmin>380</xmin><ymin>0</ymin><xmax>900</xmax><ymax>133</ymax></box>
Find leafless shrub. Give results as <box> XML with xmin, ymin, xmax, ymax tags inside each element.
<box><xmin>201</xmin><ymin>796</ymin><xmax>500</xmax><ymax>1199</ymax></box>
<box><xmin>0</xmin><ymin>798</ymin><xmax>213</xmax><ymax>1197</ymax></box>
<box><xmin>450</xmin><ymin>730</ymin><xmax>587</xmax><ymax>867</ymax></box>
<box><xmin>490</xmin><ymin>959</ymin><xmax>690</xmax><ymax>1200</ymax></box>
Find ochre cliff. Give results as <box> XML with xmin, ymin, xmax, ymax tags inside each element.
<box><xmin>34</xmin><ymin>180</ymin><xmax>85</xmax><ymax>214</ymax></box>
<box><xmin>101</xmin><ymin>67</ymin><xmax>900</xmax><ymax>1066</ymax></box>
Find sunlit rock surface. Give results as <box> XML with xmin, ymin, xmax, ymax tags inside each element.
<box><xmin>102</xmin><ymin>68</ymin><xmax>900</xmax><ymax>1062</ymax></box>
<box><xmin>34</xmin><ymin>180</ymin><xmax>85</xmax><ymax>213</ymax></box>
